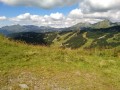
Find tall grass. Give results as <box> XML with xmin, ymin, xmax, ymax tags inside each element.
<box><xmin>0</xmin><ymin>35</ymin><xmax>120</xmax><ymax>90</ymax></box>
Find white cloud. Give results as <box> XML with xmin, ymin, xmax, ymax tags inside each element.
<box><xmin>1</xmin><ymin>0</ymin><xmax>119</xmax><ymax>12</ymax></box>
<box><xmin>5</xmin><ymin>9</ymin><xmax>120</xmax><ymax>28</ymax></box>
<box><xmin>80</xmin><ymin>0</ymin><xmax>120</xmax><ymax>13</ymax></box>
<box><xmin>11</xmin><ymin>13</ymin><xmax>31</xmax><ymax>22</ymax></box>
<box><xmin>68</xmin><ymin>0</ymin><xmax>120</xmax><ymax>23</ymax></box>
<box><xmin>17</xmin><ymin>13</ymin><xmax>30</xmax><ymax>20</ymax></box>
<box><xmin>85</xmin><ymin>10</ymin><xmax>120</xmax><ymax>21</ymax></box>
<box><xmin>68</xmin><ymin>8</ymin><xmax>120</xmax><ymax>23</ymax></box>
<box><xmin>0</xmin><ymin>16</ymin><xmax>7</xmax><ymax>20</ymax></box>
<box><xmin>68</xmin><ymin>8</ymin><xmax>83</xmax><ymax>19</ymax></box>
<box><xmin>0</xmin><ymin>0</ymin><xmax>79</xmax><ymax>9</ymax></box>
<box><xmin>50</xmin><ymin>12</ymin><xmax>64</xmax><ymax>20</ymax></box>
<box><xmin>9</xmin><ymin>13</ymin><xmax>69</xmax><ymax>28</ymax></box>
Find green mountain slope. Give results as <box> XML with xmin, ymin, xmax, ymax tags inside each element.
<box><xmin>92</xmin><ymin>20</ymin><xmax>111</xmax><ymax>29</ymax></box>
<box><xmin>8</xmin><ymin>25</ymin><xmax>120</xmax><ymax>49</ymax></box>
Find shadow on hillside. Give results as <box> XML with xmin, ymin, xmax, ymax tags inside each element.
<box><xmin>8</xmin><ymin>32</ymin><xmax>47</xmax><ymax>45</ymax></box>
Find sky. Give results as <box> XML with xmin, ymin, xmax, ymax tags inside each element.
<box><xmin>0</xmin><ymin>0</ymin><xmax>120</xmax><ymax>28</ymax></box>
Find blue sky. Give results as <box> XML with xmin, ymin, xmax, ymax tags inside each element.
<box><xmin>0</xmin><ymin>2</ymin><xmax>78</xmax><ymax>17</ymax></box>
<box><xmin>0</xmin><ymin>0</ymin><xmax>120</xmax><ymax>28</ymax></box>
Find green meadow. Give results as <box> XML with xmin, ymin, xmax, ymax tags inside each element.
<box><xmin>0</xmin><ymin>35</ymin><xmax>120</xmax><ymax>90</ymax></box>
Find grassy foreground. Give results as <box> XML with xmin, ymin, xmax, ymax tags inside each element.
<box><xmin>0</xmin><ymin>35</ymin><xmax>120</xmax><ymax>90</ymax></box>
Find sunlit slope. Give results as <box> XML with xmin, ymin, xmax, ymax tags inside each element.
<box><xmin>44</xmin><ymin>26</ymin><xmax>120</xmax><ymax>49</ymax></box>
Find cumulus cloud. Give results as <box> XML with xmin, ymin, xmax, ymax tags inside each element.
<box><xmin>80</xmin><ymin>0</ymin><xmax>120</xmax><ymax>13</ymax></box>
<box><xmin>68</xmin><ymin>0</ymin><xmax>120</xmax><ymax>23</ymax></box>
<box><xmin>68</xmin><ymin>8</ymin><xmax>83</xmax><ymax>19</ymax></box>
<box><xmin>8</xmin><ymin>12</ymin><xmax>103</xmax><ymax>28</ymax></box>
<box><xmin>5</xmin><ymin>9</ymin><xmax>120</xmax><ymax>28</ymax></box>
<box><xmin>0</xmin><ymin>0</ymin><xmax>79</xmax><ymax>9</ymax></box>
<box><xmin>1</xmin><ymin>0</ymin><xmax>120</xmax><ymax>11</ymax></box>
<box><xmin>9</xmin><ymin>13</ymin><xmax>69</xmax><ymax>28</ymax></box>
<box><xmin>0</xmin><ymin>16</ymin><xmax>7</xmax><ymax>20</ymax></box>
<box><xmin>50</xmin><ymin>12</ymin><xmax>65</xmax><ymax>20</ymax></box>
<box><xmin>68</xmin><ymin>9</ymin><xmax>120</xmax><ymax>23</ymax></box>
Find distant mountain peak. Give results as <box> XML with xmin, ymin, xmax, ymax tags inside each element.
<box><xmin>102</xmin><ymin>19</ymin><xmax>111</xmax><ymax>23</ymax></box>
<box><xmin>92</xmin><ymin>19</ymin><xmax>111</xmax><ymax>29</ymax></box>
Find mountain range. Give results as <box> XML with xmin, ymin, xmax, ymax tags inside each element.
<box><xmin>0</xmin><ymin>20</ymin><xmax>120</xmax><ymax>49</ymax></box>
<box><xmin>0</xmin><ymin>24</ymin><xmax>65</xmax><ymax>35</ymax></box>
<box><xmin>0</xmin><ymin>20</ymin><xmax>120</xmax><ymax>35</ymax></box>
